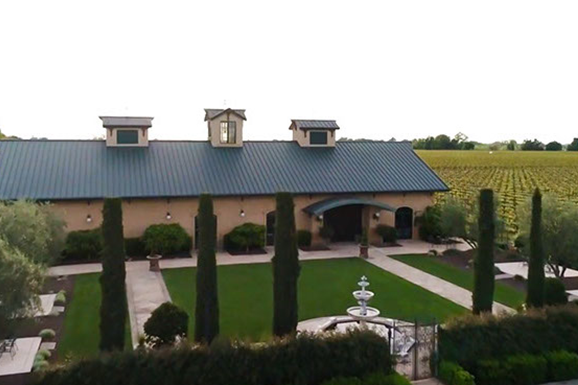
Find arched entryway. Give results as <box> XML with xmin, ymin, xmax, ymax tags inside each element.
<box><xmin>194</xmin><ymin>215</ymin><xmax>217</xmax><ymax>249</ymax></box>
<box><xmin>266</xmin><ymin>211</ymin><xmax>275</xmax><ymax>246</ymax></box>
<box><xmin>395</xmin><ymin>207</ymin><xmax>413</xmax><ymax>240</ymax></box>
<box><xmin>324</xmin><ymin>205</ymin><xmax>363</xmax><ymax>242</ymax></box>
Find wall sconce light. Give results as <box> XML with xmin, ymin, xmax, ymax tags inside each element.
<box><xmin>373</xmin><ymin>212</ymin><xmax>381</xmax><ymax>220</ymax></box>
<box><xmin>240</xmin><ymin>209</ymin><xmax>246</xmax><ymax>218</ymax></box>
<box><xmin>166</xmin><ymin>212</ymin><xmax>172</xmax><ymax>220</ymax></box>
<box><xmin>317</xmin><ymin>214</ymin><xmax>324</xmax><ymax>222</ymax></box>
<box><xmin>86</xmin><ymin>214</ymin><xmax>92</xmax><ymax>223</ymax></box>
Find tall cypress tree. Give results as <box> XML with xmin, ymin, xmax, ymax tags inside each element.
<box><xmin>99</xmin><ymin>198</ymin><xmax>127</xmax><ymax>352</ymax></box>
<box><xmin>472</xmin><ymin>189</ymin><xmax>495</xmax><ymax>314</ymax></box>
<box><xmin>194</xmin><ymin>194</ymin><xmax>219</xmax><ymax>344</ymax></box>
<box><xmin>272</xmin><ymin>192</ymin><xmax>301</xmax><ymax>337</ymax></box>
<box><xmin>527</xmin><ymin>188</ymin><xmax>545</xmax><ymax>308</ymax></box>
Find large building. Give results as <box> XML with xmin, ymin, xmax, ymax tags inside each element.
<box><xmin>0</xmin><ymin>109</ymin><xmax>448</xmax><ymax>248</ymax></box>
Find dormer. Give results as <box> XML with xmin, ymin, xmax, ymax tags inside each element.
<box><xmin>100</xmin><ymin>116</ymin><xmax>153</xmax><ymax>147</ymax></box>
<box><xmin>289</xmin><ymin>120</ymin><xmax>339</xmax><ymax>147</ymax></box>
<box><xmin>204</xmin><ymin>108</ymin><xmax>246</xmax><ymax>148</ymax></box>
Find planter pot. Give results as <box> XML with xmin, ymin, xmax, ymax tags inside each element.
<box><xmin>359</xmin><ymin>245</ymin><xmax>369</xmax><ymax>259</ymax></box>
<box><xmin>146</xmin><ymin>254</ymin><xmax>162</xmax><ymax>272</ymax></box>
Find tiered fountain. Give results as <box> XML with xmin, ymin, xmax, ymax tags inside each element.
<box><xmin>296</xmin><ymin>275</ymin><xmax>415</xmax><ymax>358</ymax></box>
<box><xmin>346</xmin><ymin>276</ymin><xmax>380</xmax><ymax>325</ymax></box>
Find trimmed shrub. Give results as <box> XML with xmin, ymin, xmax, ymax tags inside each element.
<box><xmin>124</xmin><ymin>237</ymin><xmax>147</xmax><ymax>258</ymax></box>
<box><xmin>438</xmin><ymin>361</ymin><xmax>475</xmax><ymax>385</ymax></box>
<box><xmin>224</xmin><ymin>223</ymin><xmax>265</xmax><ymax>252</ymax></box>
<box><xmin>544</xmin><ymin>277</ymin><xmax>568</xmax><ymax>305</ymax></box>
<box><xmin>526</xmin><ymin>188</ymin><xmax>545</xmax><ymax>308</ymax></box>
<box><xmin>417</xmin><ymin>205</ymin><xmax>444</xmax><ymax>242</ymax></box>
<box><xmin>33</xmin><ymin>359</ymin><xmax>49</xmax><ymax>372</ymax></box>
<box><xmin>545</xmin><ymin>350</ymin><xmax>578</xmax><ymax>382</ymax></box>
<box><xmin>142</xmin><ymin>224</ymin><xmax>192</xmax><ymax>256</ymax></box>
<box><xmin>506</xmin><ymin>354</ymin><xmax>547</xmax><ymax>385</ymax></box>
<box><xmin>63</xmin><ymin>229</ymin><xmax>102</xmax><ymax>261</ymax></box>
<box><xmin>144</xmin><ymin>302</ymin><xmax>188</xmax><ymax>348</ymax></box>
<box><xmin>35</xmin><ymin>330</ymin><xmax>393</xmax><ymax>385</ymax></box>
<box><xmin>297</xmin><ymin>230</ymin><xmax>312</xmax><ymax>248</ymax></box>
<box><xmin>54</xmin><ymin>290</ymin><xmax>66</xmax><ymax>305</ymax></box>
<box><xmin>36</xmin><ymin>349</ymin><xmax>52</xmax><ymax>359</ymax></box>
<box><xmin>439</xmin><ymin>305</ymin><xmax>578</xmax><ymax>370</ymax></box>
<box><xmin>475</xmin><ymin>360</ymin><xmax>510</xmax><ymax>385</ymax></box>
<box><xmin>376</xmin><ymin>225</ymin><xmax>397</xmax><ymax>243</ymax></box>
<box><xmin>473</xmin><ymin>189</ymin><xmax>495</xmax><ymax>314</ymax></box>
<box><xmin>39</xmin><ymin>329</ymin><xmax>56</xmax><ymax>340</ymax></box>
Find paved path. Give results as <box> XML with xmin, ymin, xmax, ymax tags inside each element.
<box><xmin>125</xmin><ymin>263</ymin><xmax>172</xmax><ymax>347</ymax></box>
<box><xmin>369</xmin><ymin>247</ymin><xmax>514</xmax><ymax>314</ymax></box>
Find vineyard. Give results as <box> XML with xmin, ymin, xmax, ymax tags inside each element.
<box><xmin>417</xmin><ymin>150</ymin><xmax>578</xmax><ymax>237</ymax></box>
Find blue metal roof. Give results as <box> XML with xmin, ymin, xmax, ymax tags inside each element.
<box><xmin>0</xmin><ymin>140</ymin><xmax>448</xmax><ymax>200</ymax></box>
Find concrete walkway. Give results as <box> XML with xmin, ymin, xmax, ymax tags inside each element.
<box><xmin>125</xmin><ymin>262</ymin><xmax>172</xmax><ymax>347</ymax></box>
<box><xmin>370</xmin><ymin>247</ymin><xmax>514</xmax><ymax>314</ymax></box>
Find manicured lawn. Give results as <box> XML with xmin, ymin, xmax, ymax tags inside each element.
<box><xmin>163</xmin><ymin>258</ymin><xmax>467</xmax><ymax>341</ymax></box>
<box><xmin>389</xmin><ymin>254</ymin><xmax>525</xmax><ymax>308</ymax></box>
<box><xmin>58</xmin><ymin>273</ymin><xmax>132</xmax><ymax>359</ymax></box>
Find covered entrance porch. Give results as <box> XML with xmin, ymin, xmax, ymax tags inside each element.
<box><xmin>303</xmin><ymin>196</ymin><xmax>398</xmax><ymax>244</ymax></box>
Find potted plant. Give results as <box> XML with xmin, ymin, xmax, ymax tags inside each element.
<box><xmin>359</xmin><ymin>228</ymin><xmax>369</xmax><ymax>259</ymax></box>
<box><xmin>319</xmin><ymin>225</ymin><xmax>334</xmax><ymax>246</ymax></box>
<box><xmin>376</xmin><ymin>224</ymin><xmax>398</xmax><ymax>246</ymax></box>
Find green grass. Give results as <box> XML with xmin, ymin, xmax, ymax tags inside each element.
<box><xmin>389</xmin><ymin>254</ymin><xmax>525</xmax><ymax>308</ymax></box>
<box><xmin>163</xmin><ymin>258</ymin><xmax>467</xmax><ymax>341</ymax></box>
<box><xmin>58</xmin><ymin>273</ymin><xmax>132</xmax><ymax>360</ymax></box>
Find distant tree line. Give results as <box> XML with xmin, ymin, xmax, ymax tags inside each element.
<box><xmin>412</xmin><ymin>133</ymin><xmax>475</xmax><ymax>150</ymax></box>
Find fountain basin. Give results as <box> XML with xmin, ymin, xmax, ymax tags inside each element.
<box><xmin>352</xmin><ymin>290</ymin><xmax>374</xmax><ymax>301</ymax></box>
<box><xmin>346</xmin><ymin>306</ymin><xmax>380</xmax><ymax>320</ymax></box>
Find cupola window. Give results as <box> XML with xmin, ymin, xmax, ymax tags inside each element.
<box><xmin>309</xmin><ymin>131</ymin><xmax>328</xmax><ymax>145</ymax></box>
<box><xmin>220</xmin><ymin>121</ymin><xmax>237</xmax><ymax>144</ymax></box>
<box><xmin>117</xmin><ymin>130</ymin><xmax>139</xmax><ymax>144</ymax></box>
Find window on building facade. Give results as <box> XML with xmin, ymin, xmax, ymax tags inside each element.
<box><xmin>117</xmin><ymin>129</ymin><xmax>139</xmax><ymax>144</ymax></box>
<box><xmin>310</xmin><ymin>131</ymin><xmax>328</xmax><ymax>145</ymax></box>
<box><xmin>220</xmin><ymin>121</ymin><xmax>237</xmax><ymax>144</ymax></box>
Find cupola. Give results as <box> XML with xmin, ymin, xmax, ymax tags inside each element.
<box><xmin>289</xmin><ymin>120</ymin><xmax>339</xmax><ymax>147</ymax></box>
<box><xmin>204</xmin><ymin>108</ymin><xmax>246</xmax><ymax>147</ymax></box>
<box><xmin>100</xmin><ymin>116</ymin><xmax>153</xmax><ymax>147</ymax></box>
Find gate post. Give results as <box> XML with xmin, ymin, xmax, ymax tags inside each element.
<box><xmin>413</xmin><ymin>319</ymin><xmax>419</xmax><ymax>380</ymax></box>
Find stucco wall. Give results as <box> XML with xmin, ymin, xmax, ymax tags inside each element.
<box><xmin>208</xmin><ymin>113</ymin><xmax>244</xmax><ymax>148</ymax></box>
<box><xmin>50</xmin><ymin>192</ymin><xmax>434</xmax><ymax>248</ymax></box>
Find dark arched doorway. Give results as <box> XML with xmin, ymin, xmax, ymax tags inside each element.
<box><xmin>194</xmin><ymin>215</ymin><xmax>217</xmax><ymax>249</ymax></box>
<box><xmin>266</xmin><ymin>211</ymin><xmax>275</xmax><ymax>246</ymax></box>
<box><xmin>395</xmin><ymin>207</ymin><xmax>413</xmax><ymax>240</ymax></box>
<box><xmin>324</xmin><ymin>204</ymin><xmax>363</xmax><ymax>242</ymax></box>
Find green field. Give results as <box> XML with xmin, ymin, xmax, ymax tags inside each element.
<box><xmin>417</xmin><ymin>150</ymin><xmax>578</xmax><ymax>235</ymax></box>
<box><xmin>389</xmin><ymin>254</ymin><xmax>525</xmax><ymax>309</ymax></box>
<box><xmin>163</xmin><ymin>258</ymin><xmax>467</xmax><ymax>341</ymax></box>
<box><xmin>58</xmin><ymin>273</ymin><xmax>131</xmax><ymax>359</ymax></box>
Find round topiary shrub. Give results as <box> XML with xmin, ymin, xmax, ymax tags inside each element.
<box><xmin>142</xmin><ymin>224</ymin><xmax>192</xmax><ymax>256</ymax></box>
<box><xmin>545</xmin><ymin>278</ymin><xmax>568</xmax><ymax>306</ymax></box>
<box><xmin>297</xmin><ymin>230</ymin><xmax>312</xmax><ymax>248</ymax></box>
<box><xmin>39</xmin><ymin>328</ymin><xmax>56</xmax><ymax>340</ymax></box>
<box><xmin>224</xmin><ymin>223</ymin><xmax>265</xmax><ymax>252</ymax></box>
<box><xmin>63</xmin><ymin>229</ymin><xmax>102</xmax><ymax>261</ymax></box>
<box><xmin>144</xmin><ymin>302</ymin><xmax>188</xmax><ymax>348</ymax></box>
<box><xmin>376</xmin><ymin>225</ymin><xmax>398</xmax><ymax>244</ymax></box>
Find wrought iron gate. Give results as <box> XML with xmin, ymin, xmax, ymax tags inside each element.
<box><xmin>389</xmin><ymin>319</ymin><xmax>438</xmax><ymax>381</ymax></box>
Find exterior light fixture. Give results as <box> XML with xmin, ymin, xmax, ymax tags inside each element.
<box><xmin>373</xmin><ymin>212</ymin><xmax>381</xmax><ymax>220</ymax></box>
<box><xmin>317</xmin><ymin>214</ymin><xmax>323</xmax><ymax>221</ymax></box>
<box><xmin>166</xmin><ymin>212</ymin><xmax>172</xmax><ymax>220</ymax></box>
<box><xmin>86</xmin><ymin>214</ymin><xmax>92</xmax><ymax>223</ymax></box>
<box><xmin>240</xmin><ymin>209</ymin><xmax>246</xmax><ymax>218</ymax></box>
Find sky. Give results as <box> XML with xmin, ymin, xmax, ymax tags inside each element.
<box><xmin>0</xmin><ymin>1</ymin><xmax>577</xmax><ymax>144</ymax></box>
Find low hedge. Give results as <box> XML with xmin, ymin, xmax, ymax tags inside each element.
<box><xmin>476</xmin><ymin>353</ymin><xmax>553</xmax><ymax>385</ymax></box>
<box><xmin>297</xmin><ymin>230</ymin><xmax>312</xmax><ymax>248</ymax></box>
<box><xmin>224</xmin><ymin>223</ymin><xmax>265</xmax><ymax>252</ymax></box>
<box><xmin>545</xmin><ymin>350</ymin><xmax>578</xmax><ymax>382</ymax></box>
<box><xmin>142</xmin><ymin>224</ymin><xmax>192</xmax><ymax>256</ymax></box>
<box><xmin>321</xmin><ymin>372</ymin><xmax>411</xmax><ymax>385</ymax></box>
<box><xmin>439</xmin><ymin>305</ymin><xmax>578</xmax><ymax>370</ymax></box>
<box><xmin>36</xmin><ymin>330</ymin><xmax>393</xmax><ymax>385</ymax></box>
<box><xmin>438</xmin><ymin>361</ymin><xmax>475</xmax><ymax>385</ymax></box>
<box><xmin>63</xmin><ymin>229</ymin><xmax>102</xmax><ymax>261</ymax></box>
